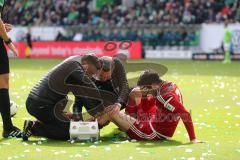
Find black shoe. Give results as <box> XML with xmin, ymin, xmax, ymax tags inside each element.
<box><xmin>22</xmin><ymin>120</ymin><xmax>33</xmax><ymax>141</ymax></box>
<box><xmin>2</xmin><ymin>126</ymin><xmax>23</xmax><ymax>138</ymax></box>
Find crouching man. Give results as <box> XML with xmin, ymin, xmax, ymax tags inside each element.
<box><xmin>99</xmin><ymin>70</ymin><xmax>203</xmax><ymax>143</ymax></box>
<box><xmin>73</xmin><ymin>56</ymin><xmax>130</xmax><ymax>128</ymax></box>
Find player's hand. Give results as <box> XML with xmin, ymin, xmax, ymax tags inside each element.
<box><xmin>4</xmin><ymin>23</ymin><xmax>12</xmax><ymax>32</ymax></box>
<box><xmin>191</xmin><ymin>139</ymin><xmax>205</xmax><ymax>144</ymax></box>
<box><xmin>7</xmin><ymin>42</ymin><xmax>18</xmax><ymax>57</ymax></box>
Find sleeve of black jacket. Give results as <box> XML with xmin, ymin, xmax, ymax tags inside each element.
<box><xmin>114</xmin><ymin>58</ymin><xmax>129</xmax><ymax>107</ymax></box>
<box><xmin>65</xmin><ymin>69</ymin><xmax>104</xmax><ymax>116</ymax></box>
<box><xmin>72</xmin><ymin>97</ymin><xmax>84</xmax><ymax>120</ymax></box>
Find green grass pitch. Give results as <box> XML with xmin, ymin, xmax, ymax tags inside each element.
<box><xmin>0</xmin><ymin>59</ymin><xmax>239</xmax><ymax>160</ymax></box>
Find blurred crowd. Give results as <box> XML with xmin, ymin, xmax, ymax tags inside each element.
<box><xmin>5</xmin><ymin>0</ymin><xmax>240</xmax><ymax>26</ymax></box>
<box><xmin>56</xmin><ymin>26</ymin><xmax>200</xmax><ymax>48</ymax></box>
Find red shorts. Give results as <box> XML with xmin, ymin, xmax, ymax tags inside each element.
<box><xmin>127</xmin><ymin>120</ymin><xmax>163</xmax><ymax>141</ymax></box>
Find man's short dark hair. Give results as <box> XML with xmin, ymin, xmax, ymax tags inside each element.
<box><xmin>137</xmin><ymin>69</ymin><xmax>162</xmax><ymax>86</ymax></box>
<box><xmin>81</xmin><ymin>54</ymin><xmax>101</xmax><ymax>70</ymax></box>
<box><xmin>99</xmin><ymin>56</ymin><xmax>113</xmax><ymax>72</ymax></box>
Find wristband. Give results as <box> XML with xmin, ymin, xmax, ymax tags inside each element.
<box><xmin>4</xmin><ymin>38</ymin><xmax>12</xmax><ymax>45</ymax></box>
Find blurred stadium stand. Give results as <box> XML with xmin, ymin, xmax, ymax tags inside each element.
<box><xmin>6</xmin><ymin>0</ymin><xmax>239</xmax><ymax>26</ymax></box>
<box><xmin>4</xmin><ymin>0</ymin><xmax>240</xmax><ymax>59</ymax></box>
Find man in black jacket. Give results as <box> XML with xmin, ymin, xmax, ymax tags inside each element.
<box><xmin>73</xmin><ymin>56</ymin><xmax>130</xmax><ymax>127</ymax></box>
<box><xmin>96</xmin><ymin>56</ymin><xmax>129</xmax><ymax>109</ymax></box>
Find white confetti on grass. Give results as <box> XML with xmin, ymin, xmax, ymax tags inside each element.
<box><xmin>208</xmin><ymin>150</ymin><xmax>212</xmax><ymax>153</ymax></box>
<box><xmin>24</xmin><ymin>149</ymin><xmax>30</xmax><ymax>153</ymax></box>
<box><xmin>82</xmin><ymin>149</ymin><xmax>90</xmax><ymax>152</ymax></box>
<box><xmin>40</xmin><ymin>138</ymin><xmax>47</xmax><ymax>141</ymax></box>
<box><xmin>224</xmin><ymin>120</ymin><xmax>229</xmax><ymax>124</ymax></box>
<box><xmin>224</xmin><ymin>106</ymin><xmax>230</xmax><ymax>109</ymax></box>
<box><xmin>139</xmin><ymin>151</ymin><xmax>150</xmax><ymax>154</ymax></box>
<box><xmin>202</xmin><ymin>153</ymin><xmax>208</xmax><ymax>157</ymax></box>
<box><xmin>89</xmin><ymin>145</ymin><xmax>97</xmax><ymax>148</ymax></box>
<box><xmin>54</xmin><ymin>152</ymin><xmax>59</xmax><ymax>155</ymax></box>
<box><xmin>121</xmin><ymin>140</ymin><xmax>129</xmax><ymax>144</ymax></box>
<box><xmin>36</xmin><ymin>148</ymin><xmax>42</xmax><ymax>152</ymax></box>
<box><xmin>2</xmin><ymin>142</ymin><xmax>10</xmax><ymax>145</ymax></box>
<box><xmin>234</xmin><ymin>115</ymin><xmax>240</xmax><ymax>118</ymax></box>
<box><xmin>74</xmin><ymin>154</ymin><xmax>82</xmax><ymax>158</ymax></box>
<box><xmin>185</xmin><ymin>148</ymin><xmax>193</xmax><ymax>153</ymax></box>
<box><xmin>232</xmin><ymin>96</ymin><xmax>238</xmax><ymax>101</ymax></box>
<box><xmin>53</xmin><ymin>150</ymin><xmax>66</xmax><ymax>156</ymax></box>
<box><xmin>22</xmin><ymin>142</ymin><xmax>29</xmax><ymax>146</ymax></box>
<box><xmin>104</xmin><ymin>147</ymin><xmax>111</xmax><ymax>152</ymax></box>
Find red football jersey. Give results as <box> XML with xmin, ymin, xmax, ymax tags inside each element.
<box><xmin>126</xmin><ymin>81</ymin><xmax>196</xmax><ymax>141</ymax></box>
<box><xmin>126</xmin><ymin>95</ymin><xmax>157</xmax><ymax>121</ymax></box>
<box><xmin>152</xmin><ymin>81</ymin><xmax>196</xmax><ymax>141</ymax></box>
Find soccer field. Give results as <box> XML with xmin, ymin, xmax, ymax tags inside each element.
<box><xmin>0</xmin><ymin>59</ymin><xmax>239</xmax><ymax>160</ymax></box>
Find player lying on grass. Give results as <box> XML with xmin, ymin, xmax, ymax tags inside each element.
<box><xmin>98</xmin><ymin>70</ymin><xmax>202</xmax><ymax>143</ymax></box>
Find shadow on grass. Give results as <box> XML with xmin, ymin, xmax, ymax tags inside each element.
<box><xmin>19</xmin><ymin>138</ymin><xmax>186</xmax><ymax>148</ymax></box>
<box><xmin>0</xmin><ymin>128</ymin><xmax>190</xmax><ymax>148</ymax></box>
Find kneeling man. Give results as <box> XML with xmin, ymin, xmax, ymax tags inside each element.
<box><xmin>23</xmin><ymin>55</ymin><xmax>108</xmax><ymax>141</ymax></box>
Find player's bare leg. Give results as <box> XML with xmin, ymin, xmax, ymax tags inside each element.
<box><xmin>98</xmin><ymin>106</ymin><xmax>136</xmax><ymax>132</ymax></box>
<box><xmin>110</xmin><ymin>111</ymin><xmax>136</xmax><ymax>132</ymax></box>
